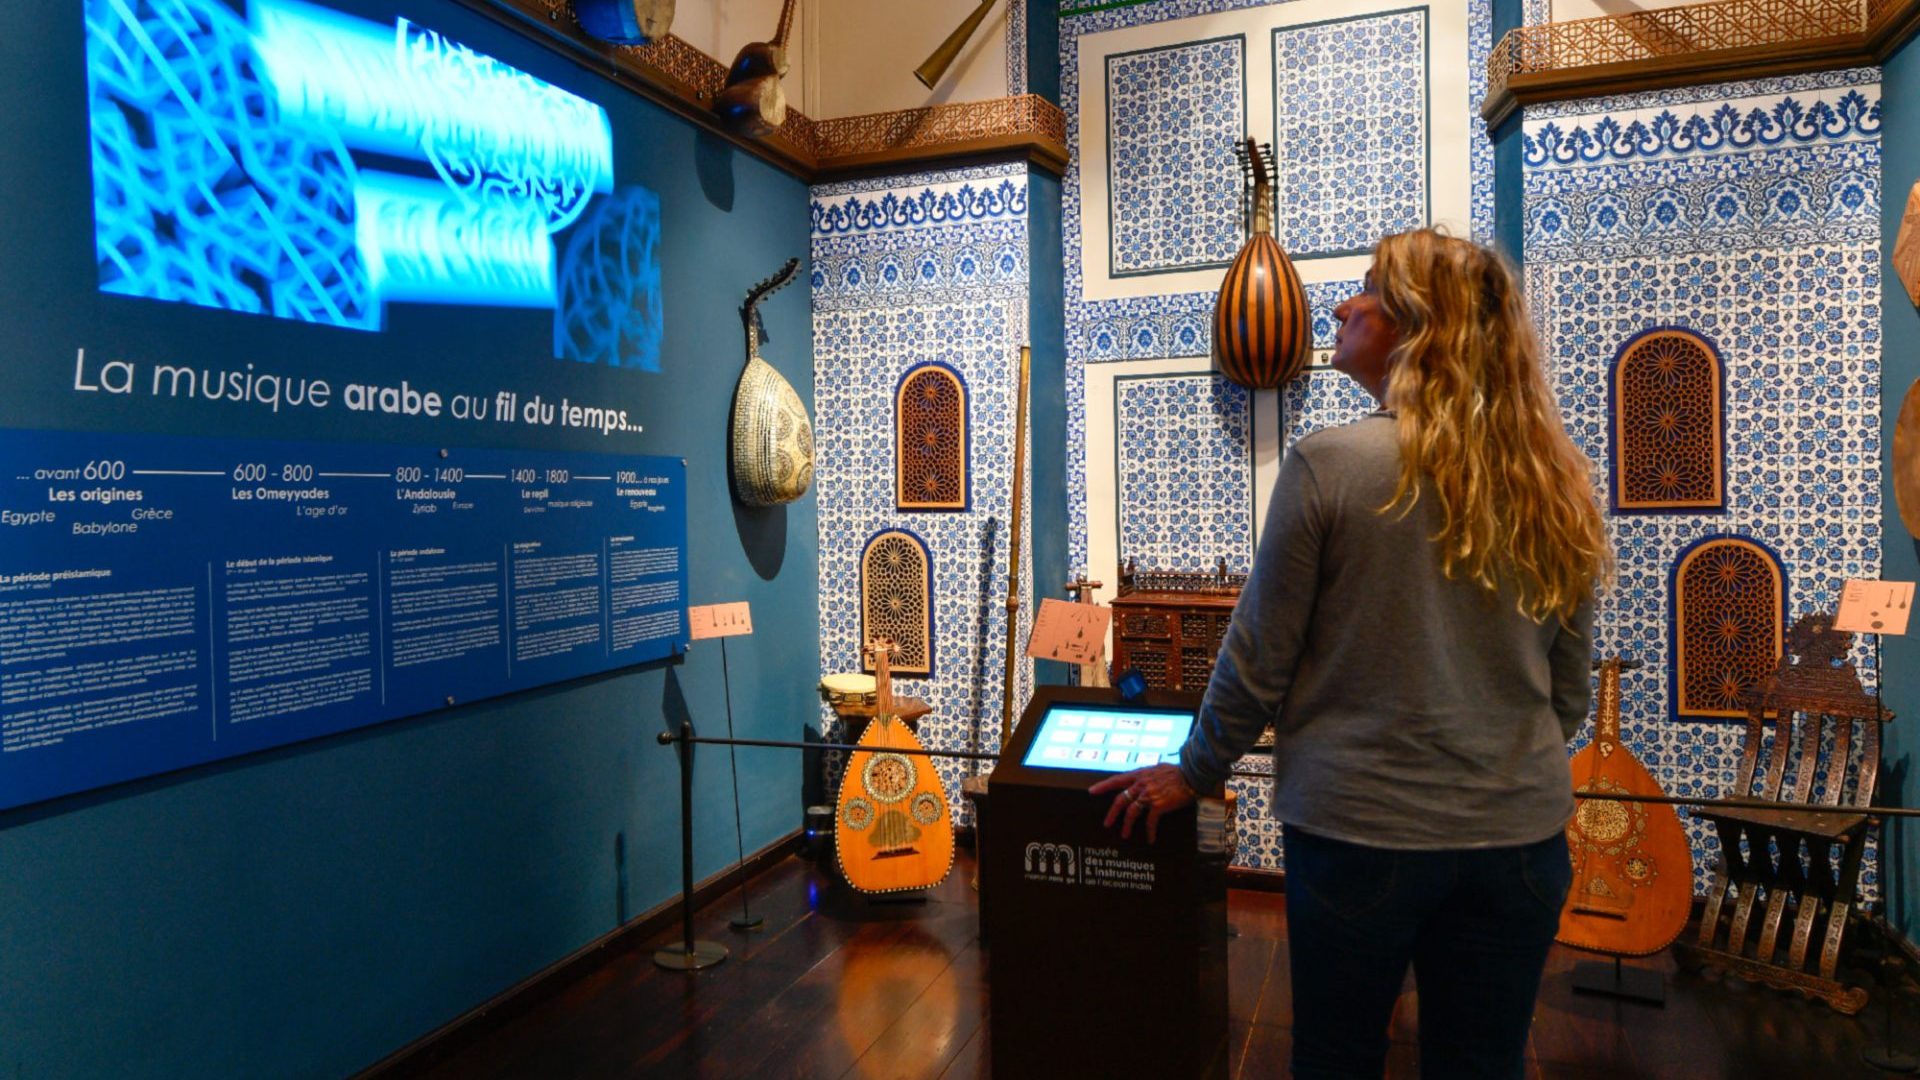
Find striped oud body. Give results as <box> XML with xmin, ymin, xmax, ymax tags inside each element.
<box><xmin>1212</xmin><ymin>138</ymin><xmax>1310</xmax><ymax>390</ymax></box>
<box><xmin>835</xmin><ymin>639</ymin><xmax>954</xmax><ymax>895</ymax></box>
<box><xmin>1556</xmin><ymin>657</ymin><xmax>1693</xmax><ymax>956</ymax></box>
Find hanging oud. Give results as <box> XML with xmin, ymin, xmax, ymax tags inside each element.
<box><xmin>1556</xmin><ymin>657</ymin><xmax>1693</xmax><ymax>956</ymax></box>
<box><xmin>1212</xmin><ymin>138</ymin><xmax>1310</xmax><ymax>390</ymax></box>
<box><xmin>714</xmin><ymin>0</ymin><xmax>796</xmax><ymax>136</ymax></box>
<box><xmin>729</xmin><ymin>258</ymin><xmax>814</xmax><ymax>506</ymax></box>
<box><xmin>836</xmin><ymin>639</ymin><xmax>955</xmax><ymax>894</ymax></box>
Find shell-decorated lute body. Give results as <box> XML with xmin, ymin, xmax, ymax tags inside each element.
<box><xmin>730</xmin><ymin>258</ymin><xmax>814</xmax><ymax>505</ymax></box>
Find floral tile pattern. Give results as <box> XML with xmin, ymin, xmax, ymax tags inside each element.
<box><xmin>1115</xmin><ymin>374</ymin><xmax>1257</xmax><ymax>572</ymax></box>
<box><xmin>1106</xmin><ymin>37</ymin><xmax>1247</xmax><ymax>276</ymax></box>
<box><xmin>810</xmin><ymin>164</ymin><xmax>1035</xmax><ymax>824</ymax></box>
<box><xmin>1525</xmin><ymin>73</ymin><xmax>1884</xmax><ymax>898</ymax></box>
<box><xmin>1272</xmin><ymin>10</ymin><xmax>1428</xmax><ymax>256</ymax></box>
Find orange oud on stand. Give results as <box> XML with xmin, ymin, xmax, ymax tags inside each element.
<box><xmin>835</xmin><ymin>638</ymin><xmax>955</xmax><ymax>895</ymax></box>
<box><xmin>1557</xmin><ymin>657</ymin><xmax>1693</xmax><ymax>956</ymax></box>
<box><xmin>1212</xmin><ymin>137</ymin><xmax>1310</xmax><ymax>390</ymax></box>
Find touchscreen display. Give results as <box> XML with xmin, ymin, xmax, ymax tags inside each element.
<box><xmin>1019</xmin><ymin>705</ymin><xmax>1196</xmax><ymax>773</ymax></box>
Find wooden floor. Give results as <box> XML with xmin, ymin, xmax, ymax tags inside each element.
<box><xmin>414</xmin><ymin>851</ymin><xmax>1910</xmax><ymax>1079</ymax></box>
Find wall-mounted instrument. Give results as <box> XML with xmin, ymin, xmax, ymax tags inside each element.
<box><xmin>1557</xmin><ymin>657</ymin><xmax>1692</xmax><ymax>956</ymax></box>
<box><xmin>914</xmin><ymin>0</ymin><xmax>998</xmax><ymax>88</ymax></box>
<box><xmin>571</xmin><ymin>0</ymin><xmax>673</xmax><ymax>45</ymax></box>
<box><xmin>714</xmin><ymin>0</ymin><xmax>797</xmax><ymax>137</ymax></box>
<box><xmin>1212</xmin><ymin>138</ymin><xmax>1309</xmax><ymax>390</ymax></box>
<box><xmin>729</xmin><ymin>258</ymin><xmax>814</xmax><ymax>506</ymax></box>
<box><xmin>836</xmin><ymin>638</ymin><xmax>955</xmax><ymax>895</ymax></box>
<box><xmin>1895</xmin><ymin>379</ymin><xmax>1920</xmax><ymax>536</ymax></box>
<box><xmin>1895</xmin><ymin>180</ymin><xmax>1919</xmax><ymax>308</ymax></box>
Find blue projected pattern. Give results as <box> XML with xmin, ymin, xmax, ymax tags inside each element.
<box><xmin>87</xmin><ymin>0</ymin><xmax>374</xmax><ymax>328</ymax></box>
<box><xmin>556</xmin><ymin>187</ymin><xmax>664</xmax><ymax>370</ymax></box>
<box><xmin>85</xmin><ymin>0</ymin><xmax>654</xmax><ymax>364</ymax></box>
<box><xmin>1021</xmin><ymin>705</ymin><xmax>1195</xmax><ymax>773</ymax></box>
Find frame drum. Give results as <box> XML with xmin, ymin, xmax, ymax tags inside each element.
<box><xmin>818</xmin><ymin>672</ymin><xmax>878</xmax><ymax>709</ymax></box>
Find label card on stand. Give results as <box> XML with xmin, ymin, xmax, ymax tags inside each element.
<box><xmin>1834</xmin><ymin>580</ymin><xmax>1916</xmax><ymax>636</ymax></box>
<box><xmin>689</xmin><ymin>601</ymin><xmax>754</xmax><ymax>640</ymax></box>
<box><xmin>1026</xmin><ymin>597</ymin><xmax>1112</xmax><ymax>664</ymax></box>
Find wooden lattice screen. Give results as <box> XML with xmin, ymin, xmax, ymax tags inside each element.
<box><xmin>896</xmin><ymin>365</ymin><xmax>968</xmax><ymax>511</ymax></box>
<box><xmin>861</xmin><ymin>530</ymin><xmax>933</xmax><ymax>676</ymax></box>
<box><xmin>1487</xmin><ymin>0</ymin><xmax>1868</xmax><ymax>103</ymax></box>
<box><xmin>1673</xmin><ymin>537</ymin><xmax>1784</xmax><ymax>719</ymax></box>
<box><xmin>1613</xmin><ymin>329</ymin><xmax>1725</xmax><ymax>512</ymax></box>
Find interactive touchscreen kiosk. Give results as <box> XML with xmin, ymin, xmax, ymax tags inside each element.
<box><xmin>981</xmin><ymin>686</ymin><xmax>1227</xmax><ymax>1080</ymax></box>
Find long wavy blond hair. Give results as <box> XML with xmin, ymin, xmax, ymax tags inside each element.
<box><xmin>1371</xmin><ymin>229</ymin><xmax>1610</xmax><ymax>623</ymax></box>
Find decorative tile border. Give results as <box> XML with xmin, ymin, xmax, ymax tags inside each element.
<box><xmin>1520</xmin><ymin>66</ymin><xmax>1881</xmax><ymax>121</ymax></box>
<box><xmin>1523</xmin><ymin>88</ymin><xmax>1880</xmax><ymax>169</ymax></box>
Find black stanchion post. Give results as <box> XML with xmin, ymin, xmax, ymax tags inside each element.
<box><xmin>654</xmin><ymin>722</ymin><xmax>728</xmax><ymax>971</ymax></box>
<box><xmin>722</xmin><ymin>639</ymin><xmax>762</xmax><ymax>931</ymax></box>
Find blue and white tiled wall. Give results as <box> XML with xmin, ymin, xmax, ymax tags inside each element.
<box><xmin>1523</xmin><ymin>69</ymin><xmax>1885</xmax><ymax>896</ymax></box>
<box><xmin>1062</xmin><ymin>0</ymin><xmax>1490</xmax><ymax>871</ymax></box>
<box><xmin>810</xmin><ymin>164</ymin><xmax>1035</xmax><ymax>819</ymax></box>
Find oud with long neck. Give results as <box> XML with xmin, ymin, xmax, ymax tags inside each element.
<box><xmin>1555</xmin><ymin>655</ymin><xmax>1692</xmax><ymax>957</ymax></box>
<box><xmin>866</xmin><ymin>638</ymin><xmax>897</xmax><ymax>722</ymax></box>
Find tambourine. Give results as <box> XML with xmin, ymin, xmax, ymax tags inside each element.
<box><xmin>818</xmin><ymin>672</ymin><xmax>878</xmax><ymax>708</ymax></box>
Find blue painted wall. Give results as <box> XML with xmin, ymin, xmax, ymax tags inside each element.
<box><xmin>1029</xmin><ymin>170</ymin><xmax>1071</xmax><ymax>684</ymax></box>
<box><xmin>0</xmin><ymin>1</ymin><xmax>817</xmax><ymax>1077</ymax></box>
<box><xmin>1028</xmin><ymin>0</ymin><xmax>1062</xmax><ymax>104</ymax></box>
<box><xmin>1881</xmin><ymin>37</ymin><xmax>1920</xmax><ymax>938</ymax></box>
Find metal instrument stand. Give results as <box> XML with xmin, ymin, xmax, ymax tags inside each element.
<box><xmin>653</xmin><ymin>722</ymin><xmax>728</xmax><ymax>971</ymax></box>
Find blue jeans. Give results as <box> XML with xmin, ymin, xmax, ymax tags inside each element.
<box><xmin>1282</xmin><ymin>826</ymin><xmax>1571</xmax><ymax>1079</ymax></box>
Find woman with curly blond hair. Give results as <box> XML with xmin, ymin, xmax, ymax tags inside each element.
<box><xmin>1094</xmin><ymin>228</ymin><xmax>1610</xmax><ymax>1078</ymax></box>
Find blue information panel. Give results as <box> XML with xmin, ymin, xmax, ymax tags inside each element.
<box><xmin>0</xmin><ymin>428</ymin><xmax>688</xmax><ymax>809</ymax></box>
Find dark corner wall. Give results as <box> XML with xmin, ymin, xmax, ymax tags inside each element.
<box><xmin>1488</xmin><ymin>0</ymin><xmax>1525</xmax><ymax>262</ymax></box>
<box><xmin>0</xmin><ymin>1</ymin><xmax>816</xmax><ymax>1077</ymax></box>
<box><xmin>1881</xmin><ymin>34</ymin><xmax>1920</xmax><ymax>939</ymax></box>
<box><xmin>1028</xmin><ymin>0</ymin><xmax>1070</xmax><ymax>683</ymax></box>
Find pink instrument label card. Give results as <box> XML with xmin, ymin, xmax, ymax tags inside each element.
<box><xmin>1026</xmin><ymin>598</ymin><xmax>1112</xmax><ymax>664</ymax></box>
<box><xmin>689</xmin><ymin>601</ymin><xmax>753</xmax><ymax>640</ymax></box>
<box><xmin>1834</xmin><ymin>580</ymin><xmax>1916</xmax><ymax>636</ymax></box>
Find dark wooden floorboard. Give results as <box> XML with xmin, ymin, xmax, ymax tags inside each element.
<box><xmin>410</xmin><ymin>850</ymin><xmax>1908</xmax><ymax>1079</ymax></box>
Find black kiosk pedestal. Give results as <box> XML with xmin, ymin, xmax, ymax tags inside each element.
<box><xmin>981</xmin><ymin>686</ymin><xmax>1228</xmax><ymax>1079</ymax></box>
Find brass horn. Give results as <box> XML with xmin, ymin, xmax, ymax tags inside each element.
<box><xmin>913</xmin><ymin>0</ymin><xmax>999</xmax><ymax>89</ymax></box>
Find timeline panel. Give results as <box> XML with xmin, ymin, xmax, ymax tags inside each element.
<box><xmin>0</xmin><ymin>428</ymin><xmax>688</xmax><ymax>809</ymax></box>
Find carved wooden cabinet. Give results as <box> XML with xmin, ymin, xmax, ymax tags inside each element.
<box><xmin>1107</xmin><ymin>559</ymin><xmax>1244</xmax><ymax>692</ymax></box>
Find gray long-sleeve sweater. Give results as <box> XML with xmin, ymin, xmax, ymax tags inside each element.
<box><xmin>1178</xmin><ymin>413</ymin><xmax>1593</xmax><ymax>850</ymax></box>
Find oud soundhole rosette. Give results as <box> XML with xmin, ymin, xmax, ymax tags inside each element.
<box><xmin>1575</xmin><ymin>798</ymin><xmax>1633</xmax><ymax>845</ymax></box>
<box><xmin>863</xmin><ymin>753</ymin><xmax>915</xmax><ymax>804</ymax></box>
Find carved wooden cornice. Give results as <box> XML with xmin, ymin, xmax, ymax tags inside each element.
<box><xmin>1482</xmin><ymin>0</ymin><xmax>1920</xmax><ymax>129</ymax></box>
<box><xmin>813</xmin><ymin>95</ymin><xmax>1071</xmax><ymax>176</ymax></box>
<box><xmin>454</xmin><ymin>0</ymin><xmax>1068</xmax><ymax>180</ymax></box>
